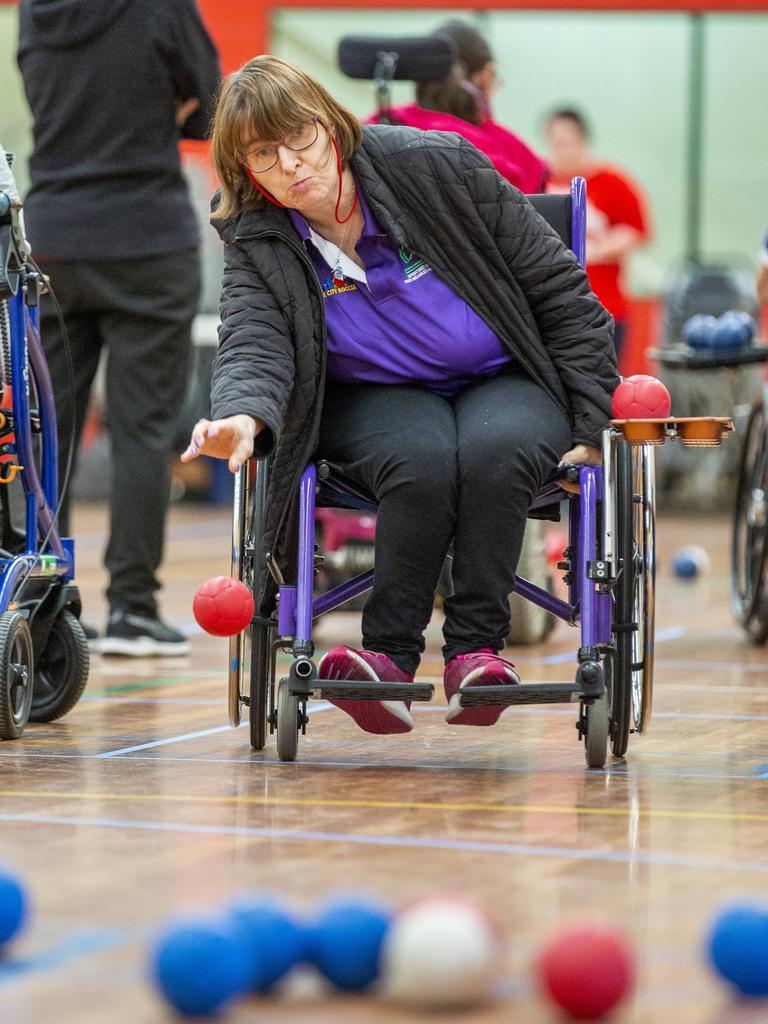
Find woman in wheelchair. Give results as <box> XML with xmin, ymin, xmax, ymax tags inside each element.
<box><xmin>182</xmin><ymin>56</ymin><xmax>618</xmax><ymax>736</ymax></box>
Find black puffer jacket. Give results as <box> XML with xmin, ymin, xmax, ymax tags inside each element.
<box><xmin>211</xmin><ymin>124</ymin><xmax>618</xmax><ymax>607</ymax></box>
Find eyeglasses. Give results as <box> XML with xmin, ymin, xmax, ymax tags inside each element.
<box><xmin>245</xmin><ymin>119</ymin><xmax>320</xmax><ymax>174</ymax></box>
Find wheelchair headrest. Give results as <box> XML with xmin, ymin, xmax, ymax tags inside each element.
<box><xmin>338</xmin><ymin>35</ymin><xmax>456</xmax><ymax>82</ymax></box>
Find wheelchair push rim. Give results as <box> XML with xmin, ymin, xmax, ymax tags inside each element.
<box><xmin>731</xmin><ymin>395</ymin><xmax>768</xmax><ymax>638</ymax></box>
<box><xmin>609</xmin><ymin>440</ymin><xmax>656</xmax><ymax>758</ymax></box>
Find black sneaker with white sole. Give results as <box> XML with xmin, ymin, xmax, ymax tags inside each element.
<box><xmin>100</xmin><ymin>611</ymin><xmax>191</xmax><ymax>657</ymax></box>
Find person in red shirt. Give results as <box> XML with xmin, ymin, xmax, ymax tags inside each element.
<box><xmin>545</xmin><ymin>108</ymin><xmax>650</xmax><ymax>360</ymax></box>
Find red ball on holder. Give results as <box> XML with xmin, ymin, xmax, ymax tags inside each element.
<box><xmin>193</xmin><ymin>576</ymin><xmax>254</xmax><ymax>637</ymax></box>
<box><xmin>611</xmin><ymin>374</ymin><xmax>671</xmax><ymax>420</ymax></box>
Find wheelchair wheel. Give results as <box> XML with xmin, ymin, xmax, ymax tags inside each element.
<box><xmin>275</xmin><ymin>678</ymin><xmax>299</xmax><ymax>762</ymax></box>
<box><xmin>30</xmin><ymin>610</ymin><xmax>89</xmax><ymax>722</ymax></box>
<box><xmin>612</xmin><ymin>441</ymin><xmax>656</xmax><ymax>757</ymax></box>
<box><xmin>583</xmin><ymin>660</ymin><xmax>610</xmax><ymax>770</ymax></box>
<box><xmin>0</xmin><ymin>611</ymin><xmax>34</xmax><ymax>740</ymax></box>
<box><xmin>731</xmin><ymin>394</ymin><xmax>768</xmax><ymax>643</ymax></box>
<box><xmin>246</xmin><ymin>460</ymin><xmax>270</xmax><ymax>750</ymax></box>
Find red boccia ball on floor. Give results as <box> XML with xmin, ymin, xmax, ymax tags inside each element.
<box><xmin>611</xmin><ymin>375</ymin><xmax>671</xmax><ymax>420</ymax></box>
<box><xmin>193</xmin><ymin>576</ymin><xmax>254</xmax><ymax>637</ymax></box>
<box><xmin>536</xmin><ymin>924</ymin><xmax>635</xmax><ymax>1020</ymax></box>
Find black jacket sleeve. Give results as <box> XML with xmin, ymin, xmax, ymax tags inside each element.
<box><xmin>211</xmin><ymin>240</ymin><xmax>296</xmax><ymax>457</ymax></box>
<box><xmin>459</xmin><ymin>140</ymin><xmax>619</xmax><ymax>448</ymax></box>
<box><xmin>156</xmin><ymin>0</ymin><xmax>221</xmax><ymax>141</ymax></box>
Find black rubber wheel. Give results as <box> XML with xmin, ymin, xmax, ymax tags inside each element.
<box><xmin>731</xmin><ymin>395</ymin><xmax>768</xmax><ymax>640</ymax></box>
<box><xmin>248</xmin><ymin>624</ymin><xmax>271</xmax><ymax>750</ymax></box>
<box><xmin>0</xmin><ymin>611</ymin><xmax>34</xmax><ymax>740</ymax></box>
<box><xmin>612</xmin><ymin>441</ymin><xmax>656</xmax><ymax>756</ymax></box>
<box><xmin>30</xmin><ymin>610</ymin><xmax>89</xmax><ymax>723</ymax></box>
<box><xmin>583</xmin><ymin>660</ymin><xmax>610</xmax><ymax>770</ymax></box>
<box><xmin>275</xmin><ymin>679</ymin><xmax>299</xmax><ymax>762</ymax></box>
<box><xmin>246</xmin><ymin>460</ymin><xmax>270</xmax><ymax>750</ymax></box>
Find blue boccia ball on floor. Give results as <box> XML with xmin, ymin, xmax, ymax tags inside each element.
<box><xmin>672</xmin><ymin>545</ymin><xmax>710</xmax><ymax>580</ymax></box>
<box><xmin>0</xmin><ymin>867</ymin><xmax>28</xmax><ymax>947</ymax></box>
<box><xmin>708</xmin><ymin>905</ymin><xmax>768</xmax><ymax>996</ymax></box>
<box><xmin>683</xmin><ymin>314</ymin><xmax>718</xmax><ymax>350</ymax></box>
<box><xmin>150</xmin><ymin>916</ymin><xmax>251</xmax><ymax>1017</ymax></box>
<box><xmin>308</xmin><ymin>895</ymin><xmax>393</xmax><ymax>991</ymax></box>
<box><xmin>228</xmin><ymin>894</ymin><xmax>308</xmax><ymax>992</ymax></box>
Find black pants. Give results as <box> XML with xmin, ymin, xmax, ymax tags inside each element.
<box><xmin>318</xmin><ymin>374</ymin><xmax>572</xmax><ymax>675</ymax></box>
<box><xmin>39</xmin><ymin>251</ymin><xmax>200</xmax><ymax>616</ymax></box>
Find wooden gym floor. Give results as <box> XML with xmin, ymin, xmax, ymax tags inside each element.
<box><xmin>1</xmin><ymin>501</ymin><xmax>767</xmax><ymax>1023</ymax></box>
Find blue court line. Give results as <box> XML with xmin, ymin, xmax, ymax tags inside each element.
<box><xmin>532</xmin><ymin>627</ymin><xmax>685</xmax><ymax>664</ymax></box>
<box><xmin>1</xmin><ymin>811</ymin><xmax>767</xmax><ymax>874</ymax></box>
<box><xmin>0</xmin><ymin>927</ymin><xmax>131</xmax><ymax>986</ymax></box>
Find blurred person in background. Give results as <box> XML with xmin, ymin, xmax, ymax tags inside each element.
<box><xmin>433</xmin><ymin>19</ymin><xmax>548</xmax><ymax>192</ymax></box>
<box><xmin>545</xmin><ymin>108</ymin><xmax>650</xmax><ymax>363</ymax></box>
<box><xmin>17</xmin><ymin>0</ymin><xmax>220</xmax><ymax>655</ymax></box>
<box><xmin>376</xmin><ymin>62</ymin><xmax>543</xmax><ymax>193</ymax></box>
<box><xmin>757</xmin><ymin>231</ymin><xmax>768</xmax><ymax>306</ymax></box>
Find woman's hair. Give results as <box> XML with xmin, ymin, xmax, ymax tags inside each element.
<box><xmin>415</xmin><ymin>63</ymin><xmax>482</xmax><ymax>127</ymax></box>
<box><xmin>432</xmin><ymin>20</ymin><xmax>493</xmax><ymax>77</ymax></box>
<box><xmin>211</xmin><ymin>55</ymin><xmax>363</xmax><ymax>219</ymax></box>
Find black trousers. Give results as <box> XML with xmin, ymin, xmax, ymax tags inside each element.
<box><xmin>38</xmin><ymin>251</ymin><xmax>200</xmax><ymax>616</ymax></box>
<box><xmin>318</xmin><ymin>373</ymin><xmax>572</xmax><ymax>675</ymax></box>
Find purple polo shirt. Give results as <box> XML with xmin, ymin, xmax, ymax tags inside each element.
<box><xmin>288</xmin><ymin>192</ymin><xmax>515</xmax><ymax>396</ymax></box>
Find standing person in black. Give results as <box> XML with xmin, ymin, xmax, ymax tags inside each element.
<box><xmin>17</xmin><ymin>0</ymin><xmax>221</xmax><ymax>656</ymax></box>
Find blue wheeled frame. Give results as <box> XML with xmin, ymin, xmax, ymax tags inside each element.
<box><xmin>0</xmin><ymin>190</ymin><xmax>89</xmax><ymax>738</ymax></box>
<box><xmin>227</xmin><ymin>178</ymin><xmax>659</xmax><ymax>767</ymax></box>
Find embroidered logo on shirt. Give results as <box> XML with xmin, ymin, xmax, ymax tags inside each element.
<box><xmin>321</xmin><ymin>273</ymin><xmax>357</xmax><ymax>298</ymax></box>
<box><xmin>398</xmin><ymin>248</ymin><xmax>432</xmax><ymax>285</ymax></box>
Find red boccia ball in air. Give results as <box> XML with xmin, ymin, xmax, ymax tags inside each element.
<box><xmin>536</xmin><ymin>924</ymin><xmax>635</xmax><ymax>1020</ymax></box>
<box><xmin>611</xmin><ymin>374</ymin><xmax>671</xmax><ymax>420</ymax></box>
<box><xmin>193</xmin><ymin>576</ymin><xmax>254</xmax><ymax>637</ymax></box>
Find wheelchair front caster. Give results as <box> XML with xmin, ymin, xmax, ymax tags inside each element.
<box><xmin>0</xmin><ymin>612</ymin><xmax>34</xmax><ymax>740</ymax></box>
<box><xmin>579</xmin><ymin>661</ymin><xmax>609</xmax><ymax>769</ymax></box>
<box><xmin>276</xmin><ymin>678</ymin><xmax>301</xmax><ymax>762</ymax></box>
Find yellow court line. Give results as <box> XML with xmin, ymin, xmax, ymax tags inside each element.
<box><xmin>1</xmin><ymin>790</ymin><xmax>767</xmax><ymax>825</ymax></box>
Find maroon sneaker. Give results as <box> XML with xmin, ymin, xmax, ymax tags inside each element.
<box><xmin>443</xmin><ymin>649</ymin><xmax>520</xmax><ymax>726</ymax></box>
<box><xmin>318</xmin><ymin>645</ymin><xmax>415</xmax><ymax>734</ymax></box>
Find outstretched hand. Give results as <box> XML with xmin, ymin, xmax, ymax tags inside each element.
<box><xmin>180</xmin><ymin>414</ymin><xmax>262</xmax><ymax>474</ymax></box>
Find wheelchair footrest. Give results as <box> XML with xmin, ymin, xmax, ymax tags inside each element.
<box><xmin>300</xmin><ymin>679</ymin><xmax>435</xmax><ymax>703</ymax></box>
<box><xmin>459</xmin><ymin>682</ymin><xmax>582</xmax><ymax>707</ymax></box>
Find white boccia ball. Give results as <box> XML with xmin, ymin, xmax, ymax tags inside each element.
<box><xmin>381</xmin><ymin>896</ymin><xmax>502</xmax><ymax>1009</ymax></box>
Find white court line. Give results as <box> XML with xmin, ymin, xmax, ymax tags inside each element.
<box><xmin>94</xmin><ymin>702</ymin><xmax>332</xmax><ymax>758</ymax></box>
